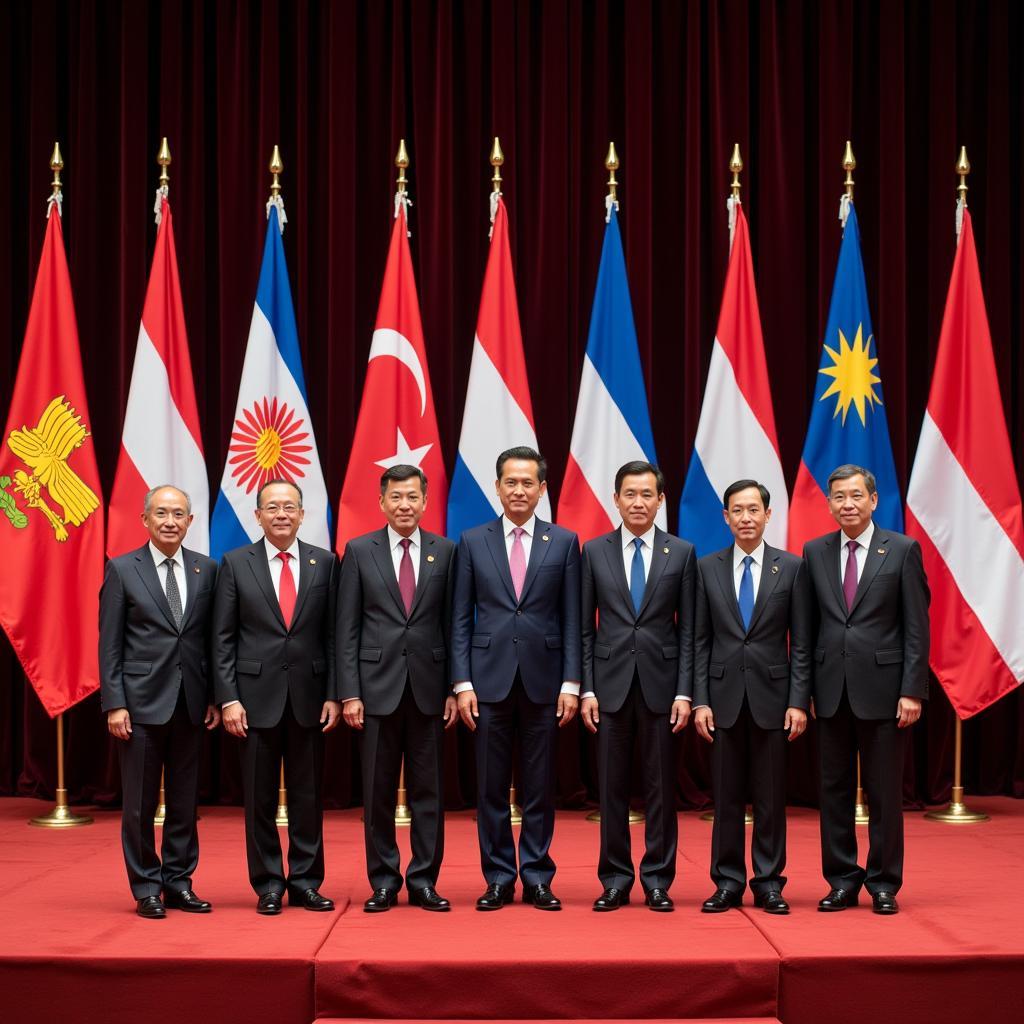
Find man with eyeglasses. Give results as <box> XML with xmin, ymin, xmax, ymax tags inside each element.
<box><xmin>213</xmin><ymin>478</ymin><xmax>341</xmax><ymax>915</ymax></box>
<box><xmin>100</xmin><ymin>485</ymin><xmax>221</xmax><ymax>918</ymax></box>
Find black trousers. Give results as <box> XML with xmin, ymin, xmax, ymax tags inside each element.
<box><xmin>119</xmin><ymin>686</ymin><xmax>202</xmax><ymax>899</ymax></box>
<box><xmin>474</xmin><ymin>676</ymin><xmax>558</xmax><ymax>887</ymax></box>
<box><xmin>709</xmin><ymin>697</ymin><xmax>787</xmax><ymax>896</ymax></box>
<box><xmin>361</xmin><ymin>683</ymin><xmax>445</xmax><ymax>892</ymax></box>
<box><xmin>818</xmin><ymin>687</ymin><xmax>907</xmax><ymax>894</ymax></box>
<box><xmin>240</xmin><ymin>695</ymin><xmax>325</xmax><ymax>895</ymax></box>
<box><xmin>596</xmin><ymin>679</ymin><xmax>678</xmax><ymax>892</ymax></box>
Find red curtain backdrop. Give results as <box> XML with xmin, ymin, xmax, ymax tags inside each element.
<box><xmin>1</xmin><ymin>0</ymin><xmax>1021</xmax><ymax>809</ymax></box>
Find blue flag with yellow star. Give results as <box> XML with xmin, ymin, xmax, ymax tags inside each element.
<box><xmin>787</xmin><ymin>202</ymin><xmax>902</xmax><ymax>550</ymax></box>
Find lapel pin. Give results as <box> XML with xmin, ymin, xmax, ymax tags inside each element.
<box><xmin>542</xmin><ymin>535</ymin><xmax>550</xmax><ymax>542</ymax></box>
<box><xmin>194</xmin><ymin>566</ymin><xmax>201</xmax><ymax>573</ymax></box>
<box><xmin>771</xmin><ymin>565</ymin><xmax>779</xmax><ymax>574</ymax></box>
<box><xmin>427</xmin><ymin>554</ymin><xmax>435</xmax><ymax>563</ymax></box>
<box><xmin>309</xmin><ymin>558</ymin><xmax>317</xmax><ymax>565</ymax></box>
<box><xmin>877</xmin><ymin>549</ymin><xmax>886</xmax><ymax>555</ymax></box>
<box><xmin>663</xmin><ymin>546</ymin><xmax>670</xmax><ymax>554</ymax></box>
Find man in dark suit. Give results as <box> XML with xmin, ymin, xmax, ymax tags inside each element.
<box><xmin>580</xmin><ymin>461</ymin><xmax>695</xmax><ymax>913</ymax></box>
<box><xmin>100</xmin><ymin>485</ymin><xmax>220</xmax><ymax>918</ymax></box>
<box><xmin>804</xmin><ymin>464</ymin><xmax>929</xmax><ymax>915</ymax></box>
<box><xmin>213</xmin><ymin>479</ymin><xmax>340</xmax><ymax>915</ymax></box>
<box><xmin>338</xmin><ymin>464</ymin><xmax>457</xmax><ymax>912</ymax></box>
<box><xmin>452</xmin><ymin>446</ymin><xmax>581</xmax><ymax>911</ymax></box>
<box><xmin>693</xmin><ymin>479</ymin><xmax>811</xmax><ymax>915</ymax></box>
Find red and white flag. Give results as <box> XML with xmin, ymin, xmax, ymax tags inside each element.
<box><xmin>0</xmin><ymin>195</ymin><xmax>105</xmax><ymax>716</ymax></box>
<box><xmin>107</xmin><ymin>190</ymin><xmax>208</xmax><ymax>556</ymax></box>
<box><xmin>906</xmin><ymin>207</ymin><xmax>1024</xmax><ymax>717</ymax></box>
<box><xmin>336</xmin><ymin>199</ymin><xmax>446</xmax><ymax>552</ymax></box>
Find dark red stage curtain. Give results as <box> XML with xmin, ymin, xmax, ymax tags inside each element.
<box><xmin>0</xmin><ymin>1</ymin><xmax>1021</xmax><ymax>809</ymax></box>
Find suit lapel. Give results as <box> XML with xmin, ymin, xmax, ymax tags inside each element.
<box><xmin>605</xmin><ymin>529</ymin><xmax>634</xmax><ymax>612</ymax></box>
<box><xmin>518</xmin><ymin>519</ymin><xmax>554</xmax><ymax>603</ymax></box>
<box><xmin>178</xmin><ymin>547</ymin><xmax>202</xmax><ymax>629</ymax></box>
<box><xmin>134</xmin><ymin>546</ymin><xmax>178</xmax><ymax>631</ymax></box>
<box><xmin>822</xmin><ymin>532</ymin><xmax>847</xmax><ymax>615</ymax></box>
<box><xmin>408</xmin><ymin>532</ymin><xmax>437</xmax><ymax>619</ymax></box>
<box><xmin>849</xmin><ymin>530</ymin><xmax>889</xmax><ymax>615</ymax></box>
<box><xmin>747</xmin><ymin>545</ymin><xmax>782</xmax><ymax>632</ymax></box>
<box><xmin>637</xmin><ymin>527</ymin><xmax>669</xmax><ymax>618</ymax></box>
<box><xmin>371</xmin><ymin>529</ymin><xmax>408</xmax><ymax>618</ymax></box>
<box><xmin>484</xmin><ymin>519</ymin><xmax>518</xmax><ymax>603</ymax></box>
<box><xmin>248</xmin><ymin>542</ymin><xmax>287</xmax><ymax>630</ymax></box>
<box><xmin>290</xmin><ymin>540</ymin><xmax>318</xmax><ymax>626</ymax></box>
<box><xmin>714</xmin><ymin>547</ymin><xmax>746</xmax><ymax>632</ymax></box>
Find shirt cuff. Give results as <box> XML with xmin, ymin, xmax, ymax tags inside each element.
<box><xmin>691</xmin><ymin>703</ymin><xmax>710</xmax><ymax>710</ymax></box>
<box><xmin>222</xmin><ymin>700</ymin><xmax>240</xmax><ymax>709</ymax></box>
<box><xmin>453</xmin><ymin>681</ymin><xmax>474</xmax><ymax>694</ymax></box>
<box><xmin>674</xmin><ymin>695</ymin><xmax>691</xmax><ymax>702</ymax></box>
<box><xmin>560</xmin><ymin>682</ymin><xmax>580</xmax><ymax>696</ymax></box>
<box><xmin>581</xmin><ymin>691</ymin><xmax>596</xmax><ymax>700</ymax></box>
<box><xmin>341</xmin><ymin>697</ymin><xmax>360</xmax><ymax>704</ymax></box>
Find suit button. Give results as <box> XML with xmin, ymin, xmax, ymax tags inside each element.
<box><xmin>516</xmin><ymin>609</ymin><xmax>523</xmax><ymax>616</ymax></box>
<box><xmin>513</xmin><ymin>637</ymin><xmax>518</xmax><ymax>644</ymax></box>
<box><xmin>846</xmin><ymin>623</ymin><xmax>852</xmax><ymax>629</ymax></box>
<box><xmin>741</xmin><ymin>666</ymin><xmax>747</xmax><ymax>672</ymax></box>
<box><xmin>634</xmin><ymin>625</ymin><xmax>639</xmax><ymax>631</ymax></box>
<box><xmin>402</xmin><ymin>650</ymin><xmax>407</xmax><ymax>656</ymax></box>
<box><xmin>283</xmin><ymin>663</ymin><xmax>289</xmax><ymax>670</ymax></box>
<box><xmin>744</xmin><ymin>639</ymin><xmax>751</xmax><ymax>646</ymax></box>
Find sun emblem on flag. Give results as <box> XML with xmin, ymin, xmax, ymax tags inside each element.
<box><xmin>818</xmin><ymin>323</ymin><xmax>883</xmax><ymax>427</ymax></box>
<box><xmin>228</xmin><ymin>397</ymin><xmax>312</xmax><ymax>493</ymax></box>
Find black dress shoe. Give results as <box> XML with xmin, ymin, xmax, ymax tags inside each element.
<box><xmin>701</xmin><ymin>888</ymin><xmax>741</xmax><ymax>913</ymax></box>
<box><xmin>136</xmin><ymin>895</ymin><xmax>166</xmax><ymax>919</ymax></box>
<box><xmin>164</xmin><ymin>889</ymin><xmax>212</xmax><ymax>913</ymax></box>
<box><xmin>408</xmin><ymin>886</ymin><xmax>451</xmax><ymax>911</ymax></box>
<box><xmin>288</xmin><ymin>888</ymin><xmax>335</xmax><ymax>911</ymax></box>
<box><xmin>754</xmin><ymin>891</ymin><xmax>789</xmax><ymax>915</ymax></box>
<box><xmin>476</xmin><ymin>882</ymin><xmax>515</xmax><ymax>911</ymax></box>
<box><xmin>257</xmin><ymin>891</ymin><xmax>284</xmax><ymax>915</ymax></box>
<box><xmin>523</xmin><ymin>883</ymin><xmax>562</xmax><ymax>910</ymax></box>
<box><xmin>644</xmin><ymin>888</ymin><xmax>674</xmax><ymax>912</ymax></box>
<box><xmin>818</xmin><ymin>887</ymin><xmax>859</xmax><ymax>912</ymax></box>
<box><xmin>593</xmin><ymin>887</ymin><xmax>630</xmax><ymax>911</ymax></box>
<box><xmin>871</xmin><ymin>890</ymin><xmax>899</xmax><ymax>915</ymax></box>
<box><xmin>363</xmin><ymin>888</ymin><xmax>399</xmax><ymax>913</ymax></box>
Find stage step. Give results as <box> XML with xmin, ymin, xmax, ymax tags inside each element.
<box><xmin>316</xmin><ymin>1019</ymin><xmax>784</xmax><ymax>1023</ymax></box>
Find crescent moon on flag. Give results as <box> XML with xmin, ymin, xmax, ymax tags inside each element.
<box><xmin>367</xmin><ymin>328</ymin><xmax>427</xmax><ymax>416</ymax></box>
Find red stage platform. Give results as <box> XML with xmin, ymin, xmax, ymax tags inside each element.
<box><xmin>0</xmin><ymin>799</ymin><xmax>1021</xmax><ymax>1024</ymax></box>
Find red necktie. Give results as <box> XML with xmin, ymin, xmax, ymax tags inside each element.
<box><xmin>277</xmin><ymin>551</ymin><xmax>296</xmax><ymax>628</ymax></box>
<box><xmin>398</xmin><ymin>538</ymin><xmax>415</xmax><ymax>616</ymax></box>
<box><xmin>843</xmin><ymin>540</ymin><xmax>859</xmax><ymax>612</ymax></box>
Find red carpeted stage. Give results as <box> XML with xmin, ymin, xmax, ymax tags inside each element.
<box><xmin>1</xmin><ymin>798</ymin><xmax>1021</xmax><ymax>1024</ymax></box>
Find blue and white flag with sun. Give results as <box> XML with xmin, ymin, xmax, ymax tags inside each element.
<box><xmin>210</xmin><ymin>203</ymin><xmax>331</xmax><ymax>558</ymax></box>
<box><xmin>788</xmin><ymin>202</ymin><xmax>902</xmax><ymax>550</ymax></box>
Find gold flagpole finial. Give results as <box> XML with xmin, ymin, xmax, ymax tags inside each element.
<box><xmin>956</xmin><ymin>145</ymin><xmax>970</xmax><ymax>207</ymax></box>
<box><xmin>490</xmin><ymin>136</ymin><xmax>504</xmax><ymax>192</ymax></box>
<box><xmin>396</xmin><ymin>139</ymin><xmax>410</xmax><ymax>195</ymax></box>
<box><xmin>49</xmin><ymin>142</ymin><xmax>64</xmax><ymax>197</ymax></box>
<box><xmin>157</xmin><ymin>137</ymin><xmax>171</xmax><ymax>190</ymax></box>
<box><xmin>605</xmin><ymin>142</ymin><xmax>619</xmax><ymax>201</ymax></box>
<box><xmin>842</xmin><ymin>140</ymin><xmax>856</xmax><ymax>199</ymax></box>
<box><xmin>269</xmin><ymin>145</ymin><xmax>283</xmax><ymax>197</ymax></box>
<box><xmin>730</xmin><ymin>143</ymin><xmax>743</xmax><ymax>198</ymax></box>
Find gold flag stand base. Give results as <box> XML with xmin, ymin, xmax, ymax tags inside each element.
<box><xmin>395</xmin><ymin>801</ymin><xmax>412</xmax><ymax>827</ymax></box>
<box><xmin>924</xmin><ymin>786</ymin><xmax>989</xmax><ymax>824</ymax></box>
<box><xmin>154</xmin><ymin>802</ymin><xmax>166</xmax><ymax>827</ymax></box>
<box><xmin>700</xmin><ymin>809</ymin><xmax>754</xmax><ymax>824</ymax></box>
<box><xmin>586</xmin><ymin>809</ymin><xmax>646</xmax><ymax>824</ymax></box>
<box><xmin>29</xmin><ymin>788</ymin><xmax>93</xmax><ymax>828</ymax></box>
<box><xmin>510</xmin><ymin>797</ymin><xmax>522</xmax><ymax>826</ymax></box>
<box><xmin>276</xmin><ymin>762</ymin><xmax>289</xmax><ymax>826</ymax></box>
<box><xmin>854</xmin><ymin>799</ymin><xmax>870</xmax><ymax>826</ymax></box>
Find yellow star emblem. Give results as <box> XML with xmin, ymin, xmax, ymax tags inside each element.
<box><xmin>818</xmin><ymin>323</ymin><xmax>883</xmax><ymax>427</ymax></box>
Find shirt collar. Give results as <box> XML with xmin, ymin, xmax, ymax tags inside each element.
<box><xmin>387</xmin><ymin>525</ymin><xmax>421</xmax><ymax>550</ymax></box>
<box><xmin>841</xmin><ymin>521</ymin><xmax>875</xmax><ymax>550</ymax></box>
<box><xmin>264</xmin><ymin>536</ymin><xmax>301</xmax><ymax>563</ymax></box>
<box><xmin>622</xmin><ymin>524</ymin><xmax>657</xmax><ymax>552</ymax></box>
<box><xmin>502</xmin><ymin>514</ymin><xmax>536</xmax><ymax>538</ymax></box>
<box><xmin>149</xmin><ymin>541</ymin><xmax>183</xmax><ymax>569</ymax></box>
<box><xmin>733</xmin><ymin>540</ymin><xmax>766</xmax><ymax>570</ymax></box>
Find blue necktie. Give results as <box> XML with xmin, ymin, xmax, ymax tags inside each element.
<box><xmin>630</xmin><ymin>537</ymin><xmax>645</xmax><ymax>615</ymax></box>
<box><xmin>738</xmin><ymin>554</ymin><xmax>754</xmax><ymax>631</ymax></box>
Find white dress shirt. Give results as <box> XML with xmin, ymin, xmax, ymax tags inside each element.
<box><xmin>265</xmin><ymin>537</ymin><xmax>301</xmax><ymax>597</ymax></box>
<box><xmin>149</xmin><ymin>541</ymin><xmax>187</xmax><ymax>615</ymax></box>
<box><xmin>839</xmin><ymin>521</ymin><xmax>875</xmax><ymax>585</ymax></box>
<box><xmin>733</xmin><ymin>540</ymin><xmax>765</xmax><ymax>600</ymax></box>
<box><xmin>388</xmin><ymin>525</ymin><xmax>421</xmax><ymax>585</ymax></box>
<box><xmin>454</xmin><ymin>514</ymin><xmax>580</xmax><ymax>696</ymax></box>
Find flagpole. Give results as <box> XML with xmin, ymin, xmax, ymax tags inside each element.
<box><xmin>923</xmin><ymin>148</ymin><xmax>988</xmax><ymax>826</ymax></box>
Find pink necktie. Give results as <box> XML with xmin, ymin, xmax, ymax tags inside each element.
<box><xmin>510</xmin><ymin>527</ymin><xmax>527</xmax><ymax>601</ymax></box>
<box><xmin>277</xmin><ymin>551</ymin><xmax>296</xmax><ymax>628</ymax></box>
<box><xmin>398</xmin><ymin>537</ymin><xmax>415</xmax><ymax>615</ymax></box>
<box><xmin>843</xmin><ymin>540</ymin><xmax>859</xmax><ymax>612</ymax></box>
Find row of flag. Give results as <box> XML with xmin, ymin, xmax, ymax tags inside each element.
<box><xmin>0</xmin><ymin>170</ymin><xmax>1020</xmax><ymax>739</ymax></box>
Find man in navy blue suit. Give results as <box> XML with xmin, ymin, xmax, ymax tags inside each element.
<box><xmin>452</xmin><ymin>446</ymin><xmax>581</xmax><ymax>911</ymax></box>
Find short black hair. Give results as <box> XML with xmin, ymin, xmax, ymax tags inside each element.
<box><xmin>723</xmin><ymin>479</ymin><xmax>770</xmax><ymax>510</ymax></box>
<box><xmin>827</xmin><ymin>464</ymin><xmax>877</xmax><ymax>495</ymax></box>
<box><xmin>379</xmin><ymin>464</ymin><xmax>428</xmax><ymax>495</ymax></box>
<box><xmin>495</xmin><ymin>446</ymin><xmax>547</xmax><ymax>483</ymax></box>
<box><xmin>614</xmin><ymin>460</ymin><xmax>665</xmax><ymax>495</ymax></box>
<box><xmin>256</xmin><ymin>478</ymin><xmax>303</xmax><ymax>508</ymax></box>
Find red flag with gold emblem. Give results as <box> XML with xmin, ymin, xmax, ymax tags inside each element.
<box><xmin>0</xmin><ymin>198</ymin><xmax>105</xmax><ymax>716</ymax></box>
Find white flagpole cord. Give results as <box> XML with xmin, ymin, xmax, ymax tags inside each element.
<box><xmin>266</xmin><ymin>193</ymin><xmax>288</xmax><ymax>233</ymax></box>
<box><xmin>489</xmin><ymin>189</ymin><xmax>501</xmax><ymax>238</ymax></box>
<box><xmin>838</xmin><ymin>192</ymin><xmax>851</xmax><ymax>229</ymax></box>
<box><xmin>727</xmin><ymin>194</ymin><xmax>739</xmax><ymax>250</ymax></box>
<box><xmin>955</xmin><ymin>196</ymin><xmax>965</xmax><ymax>244</ymax></box>
<box><xmin>394</xmin><ymin>190</ymin><xmax>412</xmax><ymax>236</ymax></box>
<box><xmin>153</xmin><ymin>185</ymin><xmax>168</xmax><ymax>225</ymax></box>
<box><xmin>46</xmin><ymin>193</ymin><xmax>62</xmax><ymax>219</ymax></box>
<box><xmin>605</xmin><ymin>193</ymin><xmax>619</xmax><ymax>224</ymax></box>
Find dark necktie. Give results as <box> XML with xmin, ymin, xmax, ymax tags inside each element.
<box><xmin>738</xmin><ymin>554</ymin><xmax>754</xmax><ymax>631</ymax></box>
<box><xmin>163</xmin><ymin>557</ymin><xmax>183</xmax><ymax>630</ymax></box>
<box><xmin>277</xmin><ymin>551</ymin><xmax>296</xmax><ymax>628</ymax></box>
<box><xmin>843</xmin><ymin>540</ymin><xmax>859</xmax><ymax>612</ymax></box>
<box><xmin>630</xmin><ymin>537</ymin><xmax>645</xmax><ymax>615</ymax></box>
<box><xmin>398</xmin><ymin>537</ymin><xmax>415</xmax><ymax>615</ymax></box>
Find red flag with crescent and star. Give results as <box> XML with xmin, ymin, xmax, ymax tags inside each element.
<box><xmin>0</xmin><ymin>199</ymin><xmax>105</xmax><ymax>716</ymax></box>
<box><xmin>335</xmin><ymin>201</ymin><xmax>447</xmax><ymax>553</ymax></box>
